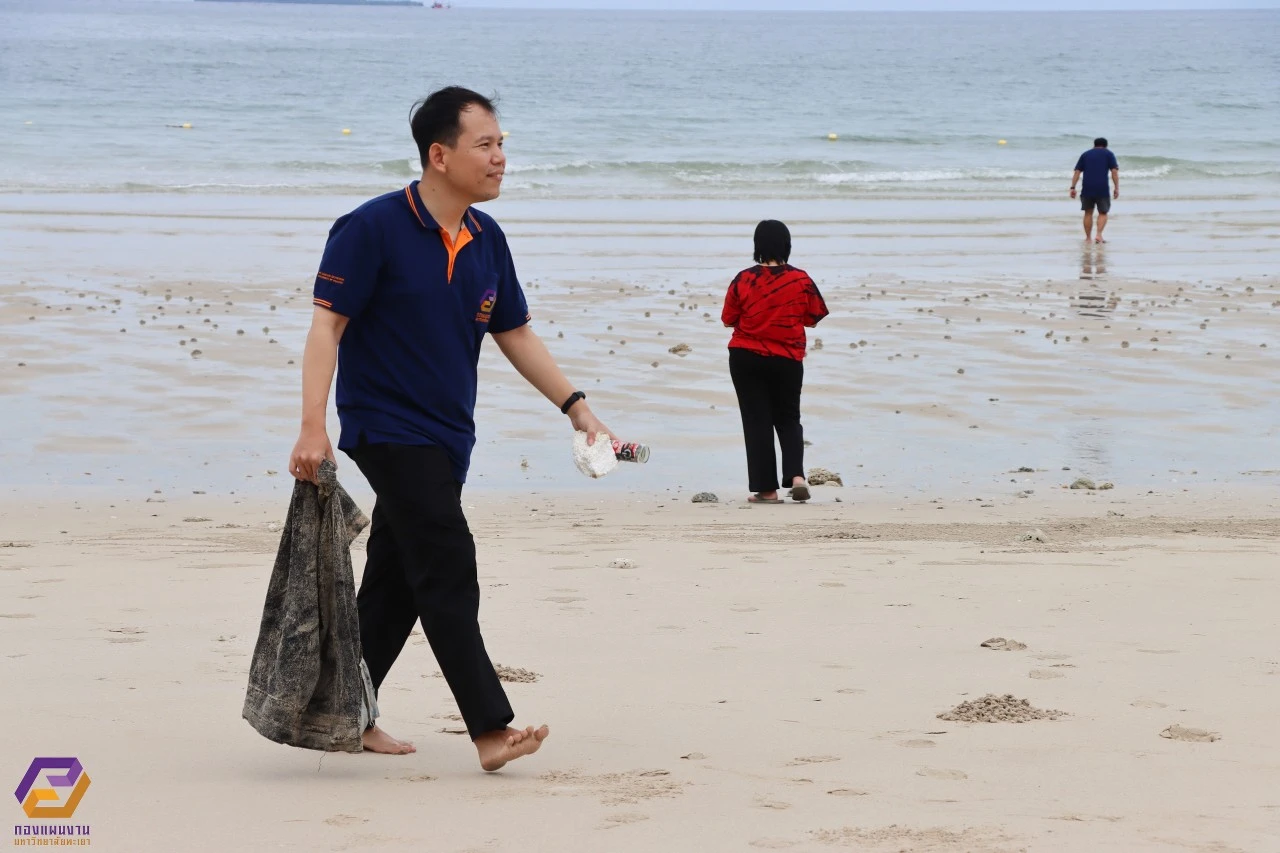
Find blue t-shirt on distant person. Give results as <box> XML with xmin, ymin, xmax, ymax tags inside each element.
<box><xmin>1075</xmin><ymin>148</ymin><xmax>1119</xmax><ymax>198</ymax></box>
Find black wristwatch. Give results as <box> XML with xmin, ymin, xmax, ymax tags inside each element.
<box><xmin>560</xmin><ymin>390</ymin><xmax>586</xmax><ymax>414</ymax></box>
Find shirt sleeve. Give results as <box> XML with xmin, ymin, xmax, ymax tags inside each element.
<box><xmin>313</xmin><ymin>211</ymin><xmax>381</xmax><ymax>319</ymax></box>
<box><xmin>1108</xmin><ymin>151</ymin><xmax>1119</xmax><ymax>170</ymax></box>
<box><xmin>722</xmin><ymin>272</ymin><xmax>744</xmax><ymax>327</ymax></box>
<box><xmin>803</xmin><ymin>275</ymin><xmax>830</xmax><ymax>327</ymax></box>
<box><xmin>1074</xmin><ymin>154</ymin><xmax>1086</xmax><ymax>172</ymax></box>
<box><xmin>486</xmin><ymin>225</ymin><xmax>530</xmax><ymax>334</ymax></box>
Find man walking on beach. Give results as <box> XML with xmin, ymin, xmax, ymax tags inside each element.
<box><xmin>288</xmin><ymin>86</ymin><xmax>613</xmax><ymax>771</ymax></box>
<box><xmin>1070</xmin><ymin>138</ymin><xmax>1119</xmax><ymax>243</ymax></box>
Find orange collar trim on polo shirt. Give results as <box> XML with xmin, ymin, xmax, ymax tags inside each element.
<box><xmin>404</xmin><ymin>185</ymin><xmax>427</xmax><ymax>228</ymax></box>
<box><xmin>404</xmin><ymin>184</ymin><xmax>480</xmax><ymax>284</ymax></box>
<box><xmin>438</xmin><ymin>226</ymin><xmax>472</xmax><ymax>283</ymax></box>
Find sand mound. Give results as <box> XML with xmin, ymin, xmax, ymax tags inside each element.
<box><xmin>494</xmin><ymin>664</ymin><xmax>541</xmax><ymax>683</ymax></box>
<box><xmin>938</xmin><ymin>693</ymin><xmax>1063</xmax><ymax>723</ymax></box>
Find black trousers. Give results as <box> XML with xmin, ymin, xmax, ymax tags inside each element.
<box><xmin>728</xmin><ymin>348</ymin><xmax>805</xmax><ymax>493</ymax></box>
<box><xmin>346</xmin><ymin>442</ymin><xmax>513</xmax><ymax>740</ymax></box>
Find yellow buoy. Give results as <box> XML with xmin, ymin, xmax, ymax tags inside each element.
<box><xmin>24</xmin><ymin>121</ymin><xmax>33</xmax><ymax>125</ymax></box>
<box><xmin>501</xmin><ymin>130</ymin><xmax>510</xmax><ymax>138</ymax></box>
<box><xmin>998</xmin><ymin>139</ymin><xmax>1007</xmax><ymax>145</ymax></box>
<box><xmin>342</xmin><ymin>128</ymin><xmax>351</xmax><ymax>135</ymax></box>
<box><xmin>827</xmin><ymin>133</ymin><xmax>838</xmax><ymax>141</ymax></box>
<box><xmin>182</xmin><ymin>122</ymin><xmax>192</xmax><ymax>129</ymax></box>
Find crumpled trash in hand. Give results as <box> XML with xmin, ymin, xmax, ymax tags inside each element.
<box><xmin>573</xmin><ymin>431</ymin><xmax>617</xmax><ymax>479</ymax></box>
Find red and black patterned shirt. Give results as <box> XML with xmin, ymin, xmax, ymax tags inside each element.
<box><xmin>722</xmin><ymin>264</ymin><xmax>829</xmax><ymax>361</ymax></box>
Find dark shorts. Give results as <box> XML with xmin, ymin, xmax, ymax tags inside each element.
<box><xmin>1081</xmin><ymin>195</ymin><xmax>1112</xmax><ymax>215</ymax></box>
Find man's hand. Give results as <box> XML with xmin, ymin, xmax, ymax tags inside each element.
<box><xmin>567</xmin><ymin>402</ymin><xmax>614</xmax><ymax>446</ymax></box>
<box><xmin>290</xmin><ymin>427</ymin><xmax>335</xmax><ymax>483</ymax></box>
<box><xmin>1113</xmin><ymin>188</ymin><xmax>1119</xmax><ymax>199</ymax></box>
<box><xmin>1069</xmin><ymin>187</ymin><xmax>1077</xmax><ymax>199</ymax></box>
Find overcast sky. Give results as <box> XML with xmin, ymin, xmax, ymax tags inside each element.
<box><xmin>465</xmin><ymin>1</ymin><xmax>1277</xmax><ymax>8</ymax></box>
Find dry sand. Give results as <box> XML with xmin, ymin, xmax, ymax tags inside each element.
<box><xmin>3</xmin><ymin>488</ymin><xmax>1279</xmax><ymax>852</ymax></box>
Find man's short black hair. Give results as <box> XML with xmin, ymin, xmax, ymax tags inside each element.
<box><xmin>1094</xmin><ymin>137</ymin><xmax>1108</xmax><ymax>148</ymax></box>
<box><xmin>753</xmin><ymin>220</ymin><xmax>792</xmax><ymax>264</ymax></box>
<box><xmin>410</xmin><ymin>86</ymin><xmax>498</xmax><ymax>166</ymax></box>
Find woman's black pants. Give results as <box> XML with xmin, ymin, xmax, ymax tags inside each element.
<box><xmin>728</xmin><ymin>348</ymin><xmax>805</xmax><ymax>493</ymax></box>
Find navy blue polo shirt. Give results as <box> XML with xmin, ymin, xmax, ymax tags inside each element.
<box><xmin>312</xmin><ymin>181</ymin><xmax>530</xmax><ymax>483</ymax></box>
<box><xmin>1074</xmin><ymin>147</ymin><xmax>1119</xmax><ymax>198</ymax></box>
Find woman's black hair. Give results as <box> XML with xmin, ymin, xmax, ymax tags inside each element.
<box><xmin>753</xmin><ymin>220</ymin><xmax>791</xmax><ymax>264</ymax></box>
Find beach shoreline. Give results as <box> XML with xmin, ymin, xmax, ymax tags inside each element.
<box><xmin>3</xmin><ymin>191</ymin><xmax>1278</xmax><ymax>499</ymax></box>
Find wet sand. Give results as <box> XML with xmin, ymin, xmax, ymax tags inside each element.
<box><xmin>1</xmin><ymin>194</ymin><xmax>1277</xmax><ymax>500</ymax></box>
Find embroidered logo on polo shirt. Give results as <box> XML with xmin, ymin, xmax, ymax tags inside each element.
<box><xmin>475</xmin><ymin>289</ymin><xmax>496</xmax><ymax>323</ymax></box>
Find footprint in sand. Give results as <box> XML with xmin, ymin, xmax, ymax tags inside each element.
<box><xmin>747</xmin><ymin>839</ymin><xmax>798</xmax><ymax>850</ymax></box>
<box><xmin>0</xmin><ymin>613</ymin><xmax>36</xmax><ymax>619</ymax></box>
<box><xmin>917</xmin><ymin>768</ymin><xmax>968</xmax><ymax>780</ymax></box>
<box><xmin>819</xmin><ymin>582</ymin><xmax>846</xmax><ymax>588</ymax></box>
<box><xmin>600</xmin><ymin>813</ymin><xmax>649</xmax><ymax>828</ymax></box>
<box><xmin>1029</xmin><ymin>669</ymin><xmax>1065</xmax><ymax>679</ymax></box>
<box><xmin>1138</xmin><ymin>649</ymin><xmax>1180</xmax><ymax>655</ymax></box>
<box><xmin>1131</xmin><ymin>699</ymin><xmax>1168</xmax><ymax>709</ymax></box>
<box><xmin>544</xmin><ymin>595</ymin><xmax>585</xmax><ymax>604</ymax></box>
<box><xmin>731</xmin><ymin>606</ymin><xmax>759</xmax><ymax>613</ymax></box>
<box><xmin>324</xmin><ymin>815</ymin><xmax>368</xmax><ymax>827</ymax></box>
<box><xmin>981</xmin><ymin>637</ymin><xmax>1027</xmax><ymax>651</ymax></box>
<box><xmin>788</xmin><ymin>755</ymin><xmax>841</xmax><ymax>766</ymax></box>
<box><xmin>1034</xmin><ymin>653</ymin><xmax>1071</xmax><ymax>661</ymax></box>
<box><xmin>754</xmin><ymin>796</ymin><xmax>791</xmax><ymax>810</ymax></box>
<box><xmin>827</xmin><ymin>788</ymin><xmax>870</xmax><ymax>797</ymax></box>
<box><xmin>1160</xmin><ymin>725</ymin><xmax>1220</xmax><ymax>743</ymax></box>
<box><xmin>836</xmin><ymin>688</ymin><xmax>865</xmax><ymax>695</ymax></box>
<box><xmin>106</xmin><ymin>637</ymin><xmax>145</xmax><ymax>644</ymax></box>
<box><xmin>898</xmin><ymin>739</ymin><xmax>936</xmax><ymax>748</ymax></box>
<box><xmin>397</xmin><ymin>775</ymin><xmax>436</xmax><ymax>783</ymax></box>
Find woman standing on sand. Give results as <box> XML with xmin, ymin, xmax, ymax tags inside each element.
<box><xmin>721</xmin><ymin>220</ymin><xmax>829</xmax><ymax>504</ymax></box>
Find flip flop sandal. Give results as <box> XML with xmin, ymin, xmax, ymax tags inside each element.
<box><xmin>748</xmin><ymin>494</ymin><xmax>784</xmax><ymax>504</ymax></box>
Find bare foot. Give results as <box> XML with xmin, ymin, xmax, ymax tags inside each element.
<box><xmin>475</xmin><ymin>725</ymin><xmax>549</xmax><ymax>772</ymax></box>
<box><xmin>362</xmin><ymin>725</ymin><xmax>416</xmax><ymax>755</ymax></box>
<box><xmin>1095</xmin><ymin>236</ymin><xmax>1106</xmax><ymax>244</ymax></box>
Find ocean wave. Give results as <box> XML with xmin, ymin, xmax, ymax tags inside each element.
<box><xmin>269</xmin><ymin>158</ymin><xmax>420</xmax><ymax>175</ymax></box>
<box><xmin>505</xmin><ymin>159</ymin><xmax>592</xmax><ymax>174</ymax></box>
<box><xmin>9</xmin><ymin>155</ymin><xmax>1276</xmax><ymax>198</ymax></box>
<box><xmin>815</xmin><ymin>165</ymin><xmax>1177</xmax><ymax>184</ymax></box>
<box><xmin>160</xmin><ymin>154</ymin><xmax>1275</xmax><ymax>189</ymax></box>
